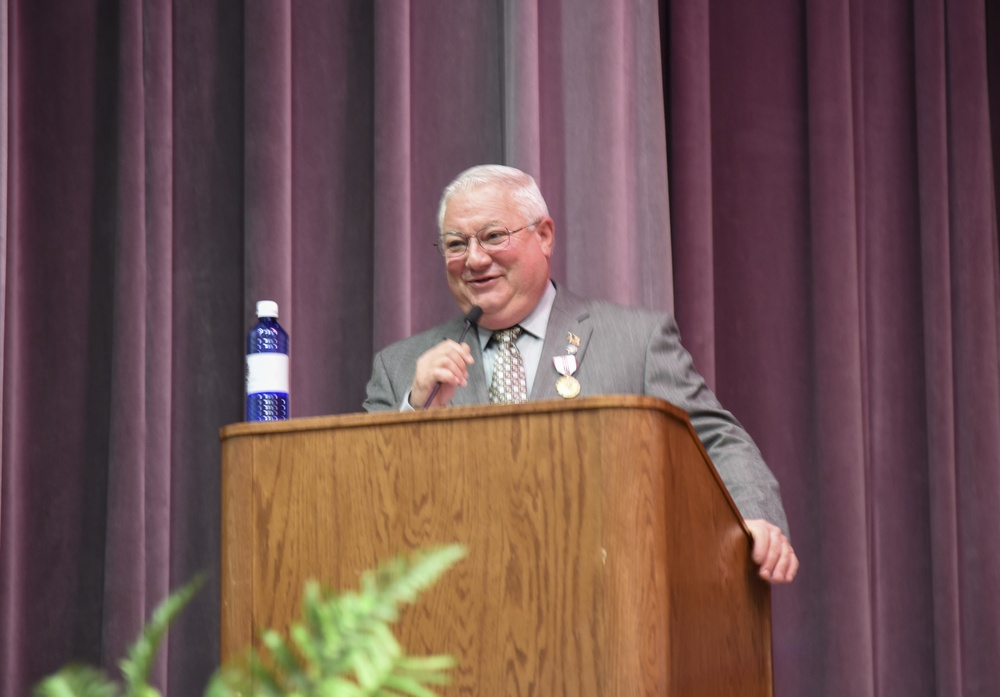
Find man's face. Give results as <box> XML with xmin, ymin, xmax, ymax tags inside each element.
<box><xmin>441</xmin><ymin>184</ymin><xmax>554</xmax><ymax>330</ymax></box>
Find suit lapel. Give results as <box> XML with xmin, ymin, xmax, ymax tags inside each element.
<box><xmin>531</xmin><ymin>286</ymin><xmax>592</xmax><ymax>401</ymax></box>
<box><xmin>451</xmin><ymin>321</ymin><xmax>489</xmax><ymax>406</ymax></box>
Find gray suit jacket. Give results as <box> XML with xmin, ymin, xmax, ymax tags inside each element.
<box><xmin>364</xmin><ymin>285</ymin><xmax>789</xmax><ymax>534</ymax></box>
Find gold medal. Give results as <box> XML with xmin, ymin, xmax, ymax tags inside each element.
<box><xmin>556</xmin><ymin>374</ymin><xmax>581</xmax><ymax>399</ymax></box>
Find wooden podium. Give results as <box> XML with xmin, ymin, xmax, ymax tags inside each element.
<box><xmin>220</xmin><ymin>396</ymin><xmax>773</xmax><ymax>696</ymax></box>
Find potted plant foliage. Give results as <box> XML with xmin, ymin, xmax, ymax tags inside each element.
<box><xmin>35</xmin><ymin>544</ymin><xmax>466</xmax><ymax>697</ymax></box>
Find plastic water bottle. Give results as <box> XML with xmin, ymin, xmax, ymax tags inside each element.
<box><xmin>246</xmin><ymin>300</ymin><xmax>289</xmax><ymax>421</ymax></box>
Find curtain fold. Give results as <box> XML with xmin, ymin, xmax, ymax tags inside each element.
<box><xmin>928</xmin><ymin>0</ymin><xmax>1000</xmax><ymax>691</ymax></box>
<box><xmin>803</xmin><ymin>1</ymin><xmax>873</xmax><ymax>694</ymax></box>
<box><xmin>373</xmin><ymin>0</ymin><xmax>414</xmax><ymax>347</ymax></box>
<box><xmin>537</xmin><ymin>0</ymin><xmax>674</xmax><ymax>310</ymax></box>
<box><xmin>371</xmin><ymin>1</ymin><xmax>505</xmax><ymax>346</ymax></box>
<box><xmin>665</xmin><ymin>0</ymin><xmax>716</xmax><ymax>383</ymax></box>
<box><xmin>244</xmin><ymin>1</ymin><xmax>292</xmax><ymax>325</ymax></box>
<box><xmin>101</xmin><ymin>0</ymin><xmax>167</xmax><ymax>685</ymax></box>
<box><xmin>912</xmin><ymin>1</ymin><xmax>964</xmax><ymax>694</ymax></box>
<box><xmin>1</xmin><ymin>1</ymin><xmax>999</xmax><ymax>696</ymax></box>
<box><xmin>165</xmin><ymin>1</ymin><xmax>245</xmax><ymax>690</ymax></box>
<box><xmin>0</xmin><ymin>0</ymin><xmax>7</xmax><ymax>509</ymax></box>
<box><xmin>503</xmin><ymin>0</ymin><xmax>542</xmax><ymax>176</ymax></box>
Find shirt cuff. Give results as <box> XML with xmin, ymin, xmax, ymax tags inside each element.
<box><xmin>400</xmin><ymin>389</ymin><xmax>416</xmax><ymax>412</ymax></box>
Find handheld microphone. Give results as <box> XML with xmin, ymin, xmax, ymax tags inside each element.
<box><xmin>422</xmin><ymin>305</ymin><xmax>483</xmax><ymax>409</ymax></box>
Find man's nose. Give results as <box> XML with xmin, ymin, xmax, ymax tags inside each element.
<box><xmin>465</xmin><ymin>238</ymin><xmax>492</xmax><ymax>267</ymax></box>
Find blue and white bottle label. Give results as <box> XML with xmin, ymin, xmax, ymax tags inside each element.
<box><xmin>246</xmin><ymin>353</ymin><xmax>289</xmax><ymax>394</ymax></box>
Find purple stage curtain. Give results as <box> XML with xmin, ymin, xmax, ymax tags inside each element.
<box><xmin>1</xmin><ymin>1</ymin><xmax>999</xmax><ymax>696</ymax></box>
<box><xmin>666</xmin><ymin>1</ymin><xmax>1000</xmax><ymax>696</ymax></box>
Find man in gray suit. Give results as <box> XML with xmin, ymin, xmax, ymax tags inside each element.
<box><xmin>364</xmin><ymin>164</ymin><xmax>798</xmax><ymax>584</ymax></box>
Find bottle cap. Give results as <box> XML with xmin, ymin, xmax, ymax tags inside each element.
<box><xmin>256</xmin><ymin>300</ymin><xmax>279</xmax><ymax>318</ymax></box>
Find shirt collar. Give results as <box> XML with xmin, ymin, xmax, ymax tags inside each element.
<box><xmin>477</xmin><ymin>280</ymin><xmax>556</xmax><ymax>349</ymax></box>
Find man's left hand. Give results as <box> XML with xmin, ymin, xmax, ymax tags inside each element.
<box><xmin>745</xmin><ymin>519</ymin><xmax>799</xmax><ymax>584</ymax></box>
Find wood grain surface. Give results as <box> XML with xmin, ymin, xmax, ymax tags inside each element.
<box><xmin>220</xmin><ymin>396</ymin><xmax>772</xmax><ymax>696</ymax></box>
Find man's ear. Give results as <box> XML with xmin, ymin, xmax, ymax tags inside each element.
<box><xmin>535</xmin><ymin>216</ymin><xmax>555</xmax><ymax>256</ymax></box>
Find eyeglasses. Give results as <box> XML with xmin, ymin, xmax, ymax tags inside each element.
<box><xmin>435</xmin><ymin>220</ymin><xmax>541</xmax><ymax>259</ymax></box>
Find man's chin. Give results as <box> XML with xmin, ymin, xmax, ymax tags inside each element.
<box><xmin>452</xmin><ymin>287</ymin><xmax>515</xmax><ymax>326</ymax></box>
<box><xmin>460</xmin><ymin>290</ymin><xmax>503</xmax><ymax>316</ymax></box>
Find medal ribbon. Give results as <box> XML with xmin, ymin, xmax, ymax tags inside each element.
<box><xmin>553</xmin><ymin>354</ymin><xmax>577</xmax><ymax>377</ymax></box>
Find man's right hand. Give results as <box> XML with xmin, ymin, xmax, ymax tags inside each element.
<box><xmin>410</xmin><ymin>339</ymin><xmax>475</xmax><ymax>409</ymax></box>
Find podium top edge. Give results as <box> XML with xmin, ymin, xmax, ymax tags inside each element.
<box><xmin>220</xmin><ymin>395</ymin><xmax>690</xmax><ymax>441</ymax></box>
<box><xmin>219</xmin><ymin>394</ymin><xmax>754</xmax><ymax>540</ymax></box>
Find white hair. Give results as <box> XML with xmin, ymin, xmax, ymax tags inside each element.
<box><xmin>437</xmin><ymin>164</ymin><xmax>549</xmax><ymax>232</ymax></box>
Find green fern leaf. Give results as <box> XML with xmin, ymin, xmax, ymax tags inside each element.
<box><xmin>33</xmin><ymin>665</ymin><xmax>122</xmax><ymax>697</ymax></box>
<box><xmin>119</xmin><ymin>574</ymin><xmax>206</xmax><ymax>697</ymax></box>
<box><xmin>374</xmin><ymin>546</ymin><xmax>466</xmax><ymax>612</ymax></box>
<box><xmin>392</xmin><ymin>655</ymin><xmax>455</xmax><ymax>675</ymax></box>
<box><xmin>216</xmin><ymin>545</ymin><xmax>466</xmax><ymax>696</ymax></box>
<box><xmin>261</xmin><ymin>628</ymin><xmax>311</xmax><ymax>689</ymax></box>
<box><xmin>377</xmin><ymin>673</ymin><xmax>439</xmax><ymax>697</ymax></box>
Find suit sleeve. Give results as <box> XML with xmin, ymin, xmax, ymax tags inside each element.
<box><xmin>363</xmin><ymin>350</ymin><xmax>401</xmax><ymax>412</ymax></box>
<box><xmin>642</xmin><ymin>314</ymin><xmax>791</xmax><ymax>537</ymax></box>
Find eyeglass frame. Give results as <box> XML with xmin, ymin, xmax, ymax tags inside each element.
<box><xmin>434</xmin><ymin>219</ymin><xmax>542</xmax><ymax>259</ymax></box>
